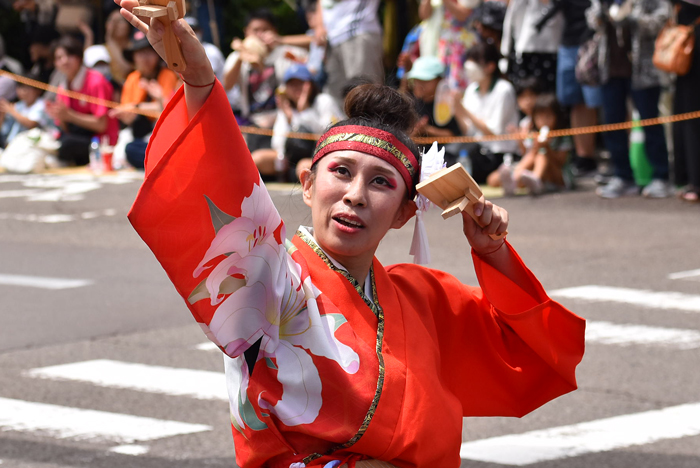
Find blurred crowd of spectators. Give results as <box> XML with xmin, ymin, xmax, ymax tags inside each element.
<box><xmin>0</xmin><ymin>0</ymin><xmax>699</xmax><ymax>203</ymax></box>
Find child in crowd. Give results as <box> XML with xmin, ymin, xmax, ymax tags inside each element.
<box><xmin>408</xmin><ymin>56</ymin><xmax>462</xmax><ymax>165</ymax></box>
<box><xmin>489</xmin><ymin>93</ymin><xmax>574</xmax><ymax>195</ymax></box>
<box><xmin>0</xmin><ymin>75</ymin><xmax>51</xmax><ymax>148</ymax></box>
<box><xmin>513</xmin><ymin>76</ymin><xmax>541</xmax><ymax>156</ymax></box>
<box><xmin>252</xmin><ymin>63</ymin><xmax>342</xmax><ymax>182</ymax></box>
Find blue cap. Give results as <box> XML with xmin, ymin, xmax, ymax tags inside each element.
<box><xmin>406</xmin><ymin>56</ymin><xmax>445</xmax><ymax>81</ymax></box>
<box><xmin>283</xmin><ymin>63</ymin><xmax>312</xmax><ymax>83</ymax></box>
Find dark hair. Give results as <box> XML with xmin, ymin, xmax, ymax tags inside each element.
<box><xmin>17</xmin><ymin>71</ymin><xmax>42</xmax><ymax>87</ymax></box>
<box><xmin>465</xmin><ymin>41</ymin><xmax>501</xmax><ymax>79</ymax></box>
<box><xmin>515</xmin><ymin>76</ymin><xmax>542</xmax><ymax>97</ymax></box>
<box><xmin>465</xmin><ymin>41</ymin><xmax>501</xmax><ymax>66</ymax></box>
<box><xmin>532</xmin><ymin>93</ymin><xmax>564</xmax><ymax>130</ymax></box>
<box><xmin>314</xmin><ymin>84</ymin><xmax>422</xmax><ymax>191</ymax></box>
<box><xmin>54</xmin><ymin>35</ymin><xmax>84</xmax><ymax>62</ymax></box>
<box><xmin>245</xmin><ymin>9</ymin><xmax>277</xmax><ymax>30</ymax></box>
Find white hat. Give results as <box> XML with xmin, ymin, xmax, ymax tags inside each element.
<box><xmin>83</xmin><ymin>45</ymin><xmax>111</xmax><ymax>68</ymax></box>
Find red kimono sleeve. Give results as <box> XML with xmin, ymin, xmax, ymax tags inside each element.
<box><xmin>127</xmin><ymin>81</ymin><xmax>264</xmax><ymax>333</ymax></box>
<box><xmin>389</xmin><ymin>242</ymin><xmax>586</xmax><ymax>419</ymax></box>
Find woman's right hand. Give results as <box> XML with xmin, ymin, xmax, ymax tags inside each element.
<box><xmin>114</xmin><ymin>0</ymin><xmax>215</xmax><ymax>86</ymax></box>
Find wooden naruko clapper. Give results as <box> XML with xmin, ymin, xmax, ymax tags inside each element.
<box><xmin>416</xmin><ymin>163</ymin><xmax>507</xmax><ymax>241</ymax></box>
<box><xmin>133</xmin><ymin>0</ymin><xmax>187</xmax><ymax>72</ymax></box>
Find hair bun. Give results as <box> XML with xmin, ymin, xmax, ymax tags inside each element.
<box><xmin>344</xmin><ymin>83</ymin><xmax>418</xmax><ymax>135</ymax></box>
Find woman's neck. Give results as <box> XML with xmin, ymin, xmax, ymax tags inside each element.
<box><xmin>478</xmin><ymin>76</ymin><xmax>494</xmax><ymax>95</ymax></box>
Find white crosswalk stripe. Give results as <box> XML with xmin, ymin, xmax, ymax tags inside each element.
<box><xmin>460</xmin><ymin>402</ymin><xmax>700</xmax><ymax>465</ymax></box>
<box><xmin>586</xmin><ymin>320</ymin><xmax>700</xmax><ymax>349</ymax></box>
<box><xmin>669</xmin><ymin>268</ymin><xmax>700</xmax><ymax>281</ymax></box>
<box><xmin>0</xmin><ymin>397</ymin><xmax>211</xmax><ymax>443</ymax></box>
<box><xmin>551</xmin><ymin>285</ymin><xmax>700</xmax><ymax>313</ymax></box>
<box><xmin>27</xmin><ymin>359</ymin><xmax>228</xmax><ymax>401</ymax></box>
<box><xmin>0</xmin><ymin>274</ymin><xmax>92</xmax><ymax>290</ymax></box>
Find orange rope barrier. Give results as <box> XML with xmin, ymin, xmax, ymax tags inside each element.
<box><xmin>0</xmin><ymin>69</ymin><xmax>160</xmax><ymax>119</ymax></box>
<box><xmin>4</xmin><ymin>69</ymin><xmax>696</xmax><ymax>144</ymax></box>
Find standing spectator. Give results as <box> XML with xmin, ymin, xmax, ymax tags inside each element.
<box><xmin>0</xmin><ymin>35</ymin><xmax>24</xmax><ymax>102</ymax></box>
<box><xmin>472</xmin><ymin>0</ymin><xmax>507</xmax><ymax>48</ymax></box>
<box><xmin>671</xmin><ymin>0</ymin><xmax>700</xmax><ymax>202</ymax></box>
<box><xmin>223</xmin><ymin>9</ymin><xmax>307</xmax><ymax>152</ymax></box>
<box><xmin>501</xmin><ymin>0</ymin><xmax>563</xmax><ymax>93</ymax></box>
<box><xmin>453</xmin><ymin>41</ymin><xmax>520</xmax><ymax>183</ymax></box>
<box><xmin>45</xmin><ymin>35</ymin><xmax>118</xmax><ymax>166</ymax></box>
<box><xmin>252</xmin><ymin>63</ymin><xmax>342</xmax><ymax>181</ymax></box>
<box><xmin>418</xmin><ymin>0</ymin><xmax>480</xmax><ymax>92</ymax></box>
<box><xmin>587</xmin><ymin>0</ymin><xmax>671</xmax><ymax>198</ymax></box>
<box><xmin>539</xmin><ymin>0</ymin><xmax>603</xmax><ymax>176</ymax></box>
<box><xmin>108</xmin><ymin>30</ymin><xmax>179</xmax><ymax>169</ymax></box>
<box><xmin>315</xmin><ymin>0</ymin><xmax>385</xmax><ymax>104</ymax></box>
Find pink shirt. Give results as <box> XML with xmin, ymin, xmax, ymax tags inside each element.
<box><xmin>57</xmin><ymin>67</ymin><xmax>119</xmax><ymax>145</ymax></box>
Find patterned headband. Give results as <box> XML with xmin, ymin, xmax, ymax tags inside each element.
<box><xmin>311</xmin><ymin>125</ymin><xmax>420</xmax><ymax>196</ymax></box>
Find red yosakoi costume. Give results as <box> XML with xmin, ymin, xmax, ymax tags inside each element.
<box><xmin>128</xmin><ymin>82</ymin><xmax>586</xmax><ymax>468</ymax></box>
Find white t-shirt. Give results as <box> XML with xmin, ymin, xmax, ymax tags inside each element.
<box><xmin>223</xmin><ymin>45</ymin><xmax>307</xmax><ymax>123</ymax></box>
<box><xmin>271</xmin><ymin>93</ymin><xmax>343</xmax><ymax>157</ymax></box>
<box><xmin>461</xmin><ymin>78</ymin><xmax>519</xmax><ymax>154</ymax></box>
<box><xmin>321</xmin><ymin>0</ymin><xmax>382</xmax><ymax>46</ymax></box>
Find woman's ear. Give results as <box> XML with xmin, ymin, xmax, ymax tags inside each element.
<box><xmin>391</xmin><ymin>199</ymin><xmax>417</xmax><ymax>230</ymax></box>
<box><xmin>300</xmin><ymin>168</ymin><xmax>314</xmax><ymax>208</ymax></box>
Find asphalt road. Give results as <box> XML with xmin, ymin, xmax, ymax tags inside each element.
<box><xmin>0</xmin><ymin>169</ymin><xmax>699</xmax><ymax>468</ymax></box>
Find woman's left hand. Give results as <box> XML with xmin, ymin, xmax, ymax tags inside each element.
<box><xmin>461</xmin><ymin>196</ymin><xmax>508</xmax><ymax>256</ymax></box>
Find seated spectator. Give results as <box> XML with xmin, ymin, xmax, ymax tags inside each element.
<box><xmin>0</xmin><ymin>74</ymin><xmax>51</xmax><ymax>148</ymax></box>
<box><xmin>252</xmin><ymin>63</ymin><xmax>342</xmax><ymax>181</ymax></box>
<box><xmin>489</xmin><ymin>93</ymin><xmax>574</xmax><ymax>195</ymax></box>
<box><xmin>28</xmin><ymin>25</ymin><xmax>60</xmax><ymax>85</ymax></box>
<box><xmin>83</xmin><ymin>44</ymin><xmax>112</xmax><ymax>80</ymax></box>
<box><xmin>45</xmin><ymin>35</ymin><xmax>118</xmax><ymax>166</ymax></box>
<box><xmin>223</xmin><ymin>9</ymin><xmax>307</xmax><ymax>152</ymax></box>
<box><xmin>514</xmin><ymin>76</ymin><xmax>541</xmax><ymax>155</ymax></box>
<box><xmin>407</xmin><ymin>56</ymin><xmax>462</xmax><ymax>165</ymax></box>
<box><xmin>0</xmin><ymin>35</ymin><xmax>24</xmax><ymax>102</ymax></box>
<box><xmin>108</xmin><ymin>30</ymin><xmax>179</xmax><ymax>170</ymax></box>
<box><xmin>453</xmin><ymin>41</ymin><xmax>519</xmax><ymax>183</ymax></box>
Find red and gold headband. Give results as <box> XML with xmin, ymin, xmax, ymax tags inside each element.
<box><xmin>311</xmin><ymin>125</ymin><xmax>420</xmax><ymax>196</ymax></box>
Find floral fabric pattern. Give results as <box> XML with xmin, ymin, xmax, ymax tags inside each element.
<box><xmin>189</xmin><ymin>181</ymin><xmax>361</xmax><ymax>432</ymax></box>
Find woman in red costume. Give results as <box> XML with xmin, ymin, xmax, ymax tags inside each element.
<box><xmin>117</xmin><ymin>1</ymin><xmax>586</xmax><ymax>467</ymax></box>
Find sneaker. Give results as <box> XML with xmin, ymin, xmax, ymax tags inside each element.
<box><xmin>519</xmin><ymin>169</ymin><xmax>543</xmax><ymax>195</ymax></box>
<box><xmin>641</xmin><ymin>179</ymin><xmax>670</xmax><ymax>198</ymax></box>
<box><xmin>498</xmin><ymin>164</ymin><xmax>516</xmax><ymax>196</ymax></box>
<box><xmin>596</xmin><ymin>177</ymin><xmax>639</xmax><ymax>199</ymax></box>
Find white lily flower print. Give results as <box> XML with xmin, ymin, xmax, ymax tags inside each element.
<box><xmin>191</xmin><ymin>182</ymin><xmax>360</xmax><ymax>429</ymax></box>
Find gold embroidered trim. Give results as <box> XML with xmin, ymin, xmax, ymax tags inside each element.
<box><xmin>297</xmin><ymin>230</ymin><xmax>386</xmax><ymax>464</ymax></box>
<box><xmin>314</xmin><ymin>132</ymin><xmax>416</xmax><ymax>177</ymax></box>
<box><xmin>296</xmin><ymin>229</ymin><xmax>379</xmax><ymax>316</ymax></box>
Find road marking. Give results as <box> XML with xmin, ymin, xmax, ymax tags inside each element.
<box><xmin>109</xmin><ymin>445</ymin><xmax>150</xmax><ymax>456</ymax></box>
<box><xmin>0</xmin><ymin>397</ymin><xmax>211</xmax><ymax>443</ymax></box>
<box><xmin>0</xmin><ymin>209</ymin><xmax>118</xmax><ymax>223</ymax></box>
<box><xmin>0</xmin><ymin>189</ymin><xmax>43</xmax><ymax>198</ymax></box>
<box><xmin>0</xmin><ymin>274</ymin><xmax>92</xmax><ymax>290</ymax></box>
<box><xmin>551</xmin><ymin>285</ymin><xmax>700</xmax><ymax>313</ymax></box>
<box><xmin>587</xmin><ymin>320</ymin><xmax>700</xmax><ymax>349</ymax></box>
<box><xmin>460</xmin><ymin>402</ymin><xmax>700</xmax><ymax>465</ymax></box>
<box><xmin>27</xmin><ymin>359</ymin><xmax>228</xmax><ymax>401</ymax></box>
<box><xmin>195</xmin><ymin>342</ymin><xmax>219</xmax><ymax>351</ymax></box>
<box><xmin>669</xmin><ymin>269</ymin><xmax>700</xmax><ymax>281</ymax></box>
